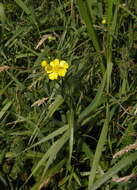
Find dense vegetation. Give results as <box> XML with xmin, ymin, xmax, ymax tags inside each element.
<box><xmin>0</xmin><ymin>0</ymin><xmax>137</xmax><ymax>189</ymax></box>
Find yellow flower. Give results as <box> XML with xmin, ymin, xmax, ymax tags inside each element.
<box><xmin>102</xmin><ymin>19</ymin><xmax>106</xmax><ymax>24</ymax></box>
<box><xmin>41</xmin><ymin>58</ymin><xmax>69</xmax><ymax>80</ymax></box>
<box><xmin>41</xmin><ymin>60</ymin><xmax>48</xmax><ymax>67</ymax></box>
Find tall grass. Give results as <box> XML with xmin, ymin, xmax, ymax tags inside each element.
<box><xmin>0</xmin><ymin>0</ymin><xmax>137</xmax><ymax>189</ymax></box>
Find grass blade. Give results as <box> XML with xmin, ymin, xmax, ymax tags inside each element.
<box><xmin>0</xmin><ymin>101</ymin><xmax>12</xmax><ymax>120</ymax></box>
<box><xmin>6</xmin><ymin>71</ymin><xmax>26</xmax><ymax>90</ymax></box>
<box><xmin>67</xmin><ymin>109</ymin><xmax>74</xmax><ymax>169</ymax></box>
<box><xmin>88</xmin><ymin>105</ymin><xmax>116</xmax><ymax>189</ymax></box>
<box><xmin>46</xmin><ymin>95</ymin><xmax>64</xmax><ymax>118</ymax></box>
<box><xmin>28</xmin><ymin>95</ymin><xmax>64</xmax><ymax>145</ymax></box>
<box><xmin>14</xmin><ymin>0</ymin><xmax>37</xmax><ymax>26</ymax></box>
<box><xmin>77</xmin><ymin>0</ymin><xmax>101</xmax><ymax>52</ymax></box>
<box><xmin>0</xmin><ymin>3</ymin><xmax>6</xmax><ymax>24</ymax></box>
<box><xmin>88</xmin><ymin>105</ymin><xmax>110</xmax><ymax>189</ymax></box>
<box><xmin>89</xmin><ymin>151</ymin><xmax>137</xmax><ymax>190</ymax></box>
<box><xmin>23</xmin><ymin>125</ymin><xmax>68</xmax><ymax>152</ymax></box>
<box><xmin>27</xmin><ymin>130</ymin><xmax>69</xmax><ymax>183</ymax></box>
<box><xmin>78</xmin><ymin>73</ymin><xmax>106</xmax><ymax>123</ymax></box>
<box><xmin>107</xmin><ymin>0</ymin><xmax>113</xmax><ymax>26</ymax></box>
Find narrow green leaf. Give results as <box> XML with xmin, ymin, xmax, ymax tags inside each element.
<box><xmin>88</xmin><ymin>105</ymin><xmax>116</xmax><ymax>189</ymax></box>
<box><xmin>22</xmin><ymin>130</ymin><xmax>69</xmax><ymax>188</ymax></box>
<box><xmin>0</xmin><ymin>3</ymin><xmax>6</xmax><ymax>35</ymax></box>
<box><xmin>88</xmin><ymin>105</ymin><xmax>110</xmax><ymax>189</ymax></box>
<box><xmin>31</xmin><ymin>130</ymin><xmax>69</xmax><ymax>180</ymax></box>
<box><xmin>78</xmin><ymin>73</ymin><xmax>106</xmax><ymax>123</ymax></box>
<box><xmin>67</xmin><ymin>109</ymin><xmax>74</xmax><ymax>169</ymax></box>
<box><xmin>14</xmin><ymin>0</ymin><xmax>37</xmax><ymax>26</ymax></box>
<box><xmin>16</xmin><ymin>41</ymin><xmax>39</xmax><ymax>56</ymax></box>
<box><xmin>119</xmin><ymin>4</ymin><xmax>137</xmax><ymax>22</ymax></box>
<box><xmin>23</xmin><ymin>125</ymin><xmax>68</xmax><ymax>152</ymax></box>
<box><xmin>5</xmin><ymin>28</ymin><xmax>24</xmax><ymax>47</ymax></box>
<box><xmin>107</xmin><ymin>0</ymin><xmax>113</xmax><ymax>26</ymax></box>
<box><xmin>106</xmin><ymin>1</ymin><xmax>117</xmax><ymax>92</ymax></box>
<box><xmin>77</xmin><ymin>0</ymin><xmax>101</xmax><ymax>51</ymax></box>
<box><xmin>0</xmin><ymin>101</ymin><xmax>12</xmax><ymax>120</ymax></box>
<box><xmin>106</xmin><ymin>60</ymin><xmax>113</xmax><ymax>92</ymax></box>
<box><xmin>82</xmin><ymin>142</ymin><xmax>94</xmax><ymax>161</ymax></box>
<box><xmin>0</xmin><ymin>3</ymin><xmax>6</xmax><ymax>23</ymax></box>
<box><xmin>73</xmin><ymin>172</ymin><xmax>81</xmax><ymax>186</ymax></box>
<box><xmin>86</xmin><ymin>0</ymin><xmax>94</xmax><ymax>21</ymax></box>
<box><xmin>6</xmin><ymin>71</ymin><xmax>26</xmax><ymax>90</ymax></box>
<box><xmin>46</xmin><ymin>158</ymin><xmax>66</xmax><ymax>178</ymax></box>
<box><xmin>14</xmin><ymin>0</ymin><xmax>32</xmax><ymax>15</ymax></box>
<box><xmin>89</xmin><ymin>151</ymin><xmax>137</xmax><ymax>190</ymax></box>
<box><xmin>0</xmin><ymin>81</ymin><xmax>13</xmax><ymax>96</ymax></box>
<box><xmin>46</xmin><ymin>95</ymin><xmax>64</xmax><ymax>118</ymax></box>
<box><xmin>30</xmin><ymin>159</ymin><xmax>66</xmax><ymax>190</ymax></box>
<box><xmin>0</xmin><ymin>176</ymin><xmax>8</xmax><ymax>189</ymax></box>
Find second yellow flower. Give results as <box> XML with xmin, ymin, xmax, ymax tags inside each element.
<box><xmin>41</xmin><ymin>59</ymin><xmax>69</xmax><ymax>80</ymax></box>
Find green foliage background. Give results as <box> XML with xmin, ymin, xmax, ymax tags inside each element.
<box><xmin>0</xmin><ymin>0</ymin><xmax>137</xmax><ymax>189</ymax></box>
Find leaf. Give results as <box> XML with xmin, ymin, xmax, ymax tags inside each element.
<box><xmin>89</xmin><ymin>151</ymin><xmax>137</xmax><ymax>190</ymax></box>
<box><xmin>77</xmin><ymin>0</ymin><xmax>101</xmax><ymax>52</ymax></box>
<box><xmin>0</xmin><ymin>101</ymin><xmax>12</xmax><ymax>120</ymax></box>
<box><xmin>88</xmin><ymin>105</ymin><xmax>117</xmax><ymax>189</ymax></box>
<box><xmin>24</xmin><ymin>125</ymin><xmax>68</xmax><ymax>152</ymax></box>
<box><xmin>6</xmin><ymin>71</ymin><xmax>26</xmax><ymax>90</ymax></box>
<box><xmin>67</xmin><ymin>109</ymin><xmax>74</xmax><ymax>169</ymax></box>
<box><xmin>14</xmin><ymin>0</ymin><xmax>37</xmax><ymax>26</ymax></box>
<box><xmin>27</xmin><ymin>130</ymin><xmax>69</xmax><ymax>183</ymax></box>
<box><xmin>46</xmin><ymin>95</ymin><xmax>64</xmax><ymax>118</ymax></box>
<box><xmin>78</xmin><ymin>73</ymin><xmax>106</xmax><ymax>123</ymax></box>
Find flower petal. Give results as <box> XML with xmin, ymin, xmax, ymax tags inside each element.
<box><xmin>45</xmin><ymin>65</ymin><xmax>52</xmax><ymax>73</ymax></box>
<box><xmin>58</xmin><ymin>67</ymin><xmax>67</xmax><ymax>77</ymax></box>
<box><xmin>50</xmin><ymin>59</ymin><xmax>60</xmax><ymax>67</ymax></box>
<box><xmin>48</xmin><ymin>72</ymin><xmax>58</xmax><ymax>80</ymax></box>
<box><xmin>41</xmin><ymin>60</ymin><xmax>48</xmax><ymax>67</ymax></box>
<box><xmin>60</xmin><ymin>60</ymin><xmax>68</xmax><ymax>69</ymax></box>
